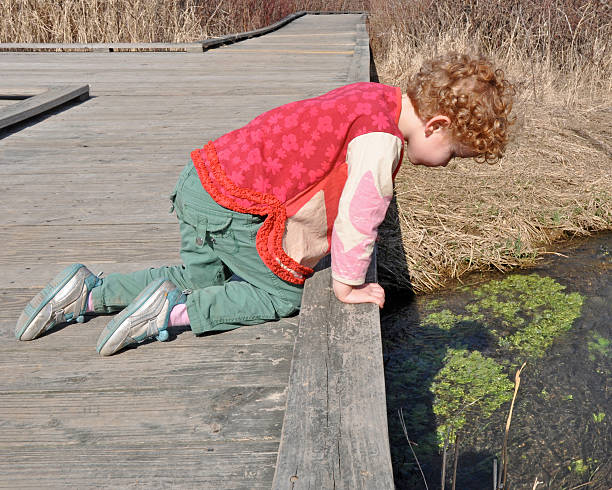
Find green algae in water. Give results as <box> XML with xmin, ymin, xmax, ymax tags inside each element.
<box><xmin>386</xmin><ymin>273</ymin><xmax>587</xmax><ymax>484</ymax></box>
<box><xmin>422</xmin><ymin>309</ymin><xmax>457</xmax><ymax>331</ymax></box>
<box><xmin>422</xmin><ymin>298</ymin><xmax>444</xmax><ymax>311</ymax></box>
<box><xmin>425</xmin><ymin>275</ymin><xmax>584</xmax><ymax>442</ymax></box>
<box><xmin>473</xmin><ymin>274</ymin><xmax>584</xmax><ymax>359</ymax></box>
<box><xmin>431</xmin><ymin>349</ymin><xmax>513</xmax><ymax>446</ymax></box>
<box><xmin>587</xmin><ymin>332</ymin><xmax>610</xmax><ymax>360</ymax></box>
<box><xmin>422</xmin><ymin>274</ymin><xmax>585</xmax><ymax>362</ymax></box>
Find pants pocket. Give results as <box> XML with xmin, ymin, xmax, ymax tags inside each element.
<box><xmin>183</xmin><ymin>204</ymin><xmax>238</xmax><ymax>253</ymax></box>
<box><xmin>207</xmin><ymin>214</ymin><xmax>239</xmax><ymax>254</ymax></box>
<box><xmin>169</xmin><ymin>162</ymin><xmax>193</xmax><ymax>216</ymax></box>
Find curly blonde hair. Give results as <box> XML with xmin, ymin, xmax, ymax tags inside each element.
<box><xmin>407</xmin><ymin>53</ymin><xmax>515</xmax><ymax>163</ymax></box>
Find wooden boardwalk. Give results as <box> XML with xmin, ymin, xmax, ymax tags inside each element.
<box><xmin>0</xmin><ymin>13</ymin><xmax>392</xmax><ymax>489</ymax></box>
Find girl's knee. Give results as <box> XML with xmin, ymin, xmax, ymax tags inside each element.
<box><xmin>272</xmin><ymin>291</ymin><xmax>303</xmax><ymax>318</ymax></box>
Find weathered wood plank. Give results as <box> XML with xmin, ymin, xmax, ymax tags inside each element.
<box><xmin>346</xmin><ymin>14</ymin><xmax>371</xmax><ymax>83</ymax></box>
<box><xmin>0</xmin><ymin>334</ymin><xmax>295</xmax><ymax>391</ymax></box>
<box><xmin>1</xmin><ymin>386</ymin><xmax>287</xmax><ymax>445</ymax></box>
<box><xmin>0</xmin><ymin>223</ymin><xmax>181</xmax><ymax>265</ymax></box>
<box><xmin>0</xmin><ymin>99</ymin><xmax>20</xmax><ymax>109</ymax></box>
<box><xmin>272</xmin><ymin>263</ymin><xmax>394</xmax><ymax>489</ymax></box>
<box><xmin>0</xmin><ymin>42</ymin><xmax>202</xmax><ymax>52</ymax></box>
<box><xmin>272</xmin><ymin>264</ymin><xmax>338</xmax><ymax>489</ymax></box>
<box><xmin>0</xmin><ymin>87</ymin><xmax>46</xmax><ymax>97</ymax></box>
<box><xmin>1</xmin><ymin>441</ymin><xmax>280</xmax><ymax>488</ymax></box>
<box><xmin>0</xmin><ymin>85</ymin><xmax>89</xmax><ymax>129</ymax></box>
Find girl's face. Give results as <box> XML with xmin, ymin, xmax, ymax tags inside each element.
<box><xmin>398</xmin><ymin>94</ymin><xmax>477</xmax><ymax>167</ymax></box>
<box><xmin>406</xmin><ymin>125</ymin><xmax>477</xmax><ymax>167</ymax></box>
<box><xmin>406</xmin><ymin>128</ymin><xmax>454</xmax><ymax>167</ymax></box>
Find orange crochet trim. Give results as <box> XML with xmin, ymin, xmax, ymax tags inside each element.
<box><xmin>191</xmin><ymin>142</ymin><xmax>314</xmax><ymax>284</ymax></box>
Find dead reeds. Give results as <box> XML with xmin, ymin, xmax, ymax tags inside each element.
<box><xmin>0</xmin><ymin>0</ymin><xmax>367</xmax><ymax>43</ymax></box>
<box><xmin>0</xmin><ymin>0</ymin><xmax>206</xmax><ymax>43</ymax></box>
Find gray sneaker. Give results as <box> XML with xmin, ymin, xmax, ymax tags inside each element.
<box><xmin>16</xmin><ymin>264</ymin><xmax>101</xmax><ymax>341</ymax></box>
<box><xmin>96</xmin><ymin>279</ymin><xmax>186</xmax><ymax>356</ymax></box>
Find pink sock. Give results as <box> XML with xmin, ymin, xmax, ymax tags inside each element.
<box><xmin>168</xmin><ymin>304</ymin><xmax>190</xmax><ymax>327</ymax></box>
<box><xmin>87</xmin><ymin>291</ymin><xmax>94</xmax><ymax>313</ymax></box>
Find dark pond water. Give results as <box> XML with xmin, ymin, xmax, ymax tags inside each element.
<box><xmin>382</xmin><ymin>232</ymin><xmax>611</xmax><ymax>489</ymax></box>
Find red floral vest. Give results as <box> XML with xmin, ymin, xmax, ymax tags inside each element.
<box><xmin>191</xmin><ymin>82</ymin><xmax>404</xmax><ymax>284</ymax></box>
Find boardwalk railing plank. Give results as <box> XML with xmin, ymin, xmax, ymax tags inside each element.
<box><xmin>0</xmin><ymin>84</ymin><xmax>89</xmax><ymax>129</ymax></box>
<box><xmin>273</xmin><ymin>260</ymin><xmax>394</xmax><ymax>489</ymax></box>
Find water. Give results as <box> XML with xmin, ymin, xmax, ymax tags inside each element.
<box><xmin>382</xmin><ymin>232</ymin><xmax>611</xmax><ymax>489</ymax></box>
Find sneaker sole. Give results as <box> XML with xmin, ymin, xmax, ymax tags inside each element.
<box><xmin>15</xmin><ymin>263</ymin><xmax>87</xmax><ymax>341</ymax></box>
<box><xmin>96</xmin><ymin>278</ymin><xmax>168</xmax><ymax>356</ymax></box>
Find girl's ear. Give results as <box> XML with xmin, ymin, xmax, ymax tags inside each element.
<box><xmin>424</xmin><ymin>115</ymin><xmax>451</xmax><ymax>137</ymax></box>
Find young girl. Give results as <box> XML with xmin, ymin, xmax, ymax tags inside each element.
<box><xmin>15</xmin><ymin>53</ymin><xmax>514</xmax><ymax>356</ymax></box>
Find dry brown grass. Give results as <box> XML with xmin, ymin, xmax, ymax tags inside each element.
<box><xmin>0</xmin><ymin>0</ymin><xmax>205</xmax><ymax>43</ymax></box>
<box><xmin>0</xmin><ymin>0</ymin><xmax>367</xmax><ymax>43</ymax></box>
<box><xmin>369</xmin><ymin>0</ymin><xmax>612</xmax><ymax>107</ymax></box>
<box><xmin>370</xmin><ymin>0</ymin><xmax>612</xmax><ymax>292</ymax></box>
<box><xmin>3</xmin><ymin>0</ymin><xmax>610</xmax><ymax>292</ymax></box>
<box><xmin>378</xmin><ymin>104</ymin><xmax>612</xmax><ymax>292</ymax></box>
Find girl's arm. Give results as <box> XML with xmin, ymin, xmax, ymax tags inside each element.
<box><xmin>331</xmin><ymin>132</ymin><xmax>402</xmax><ymax>307</ymax></box>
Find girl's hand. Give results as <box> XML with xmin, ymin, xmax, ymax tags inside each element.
<box><xmin>332</xmin><ymin>278</ymin><xmax>385</xmax><ymax>309</ymax></box>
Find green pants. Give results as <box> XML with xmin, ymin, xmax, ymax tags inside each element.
<box><xmin>90</xmin><ymin>162</ymin><xmax>304</xmax><ymax>334</ymax></box>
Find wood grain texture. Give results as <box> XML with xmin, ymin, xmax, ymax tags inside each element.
<box><xmin>272</xmin><ymin>262</ymin><xmax>394</xmax><ymax>489</ymax></box>
<box><xmin>0</xmin><ymin>87</ymin><xmax>47</xmax><ymax>97</ymax></box>
<box><xmin>346</xmin><ymin>14</ymin><xmax>371</xmax><ymax>83</ymax></box>
<box><xmin>0</xmin><ymin>14</ymin><xmax>369</xmax><ymax>488</ymax></box>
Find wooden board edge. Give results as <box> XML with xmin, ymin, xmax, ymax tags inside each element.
<box><xmin>0</xmin><ymin>43</ymin><xmax>202</xmax><ymax>53</ymax></box>
<box><xmin>272</xmin><ymin>255</ymin><xmax>394</xmax><ymax>489</ymax></box>
<box><xmin>346</xmin><ymin>13</ymin><xmax>371</xmax><ymax>83</ymax></box>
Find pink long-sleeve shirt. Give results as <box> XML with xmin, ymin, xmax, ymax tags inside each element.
<box><xmin>192</xmin><ymin>82</ymin><xmax>405</xmax><ymax>285</ymax></box>
<box><xmin>330</xmin><ymin>132</ymin><xmax>403</xmax><ymax>284</ymax></box>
